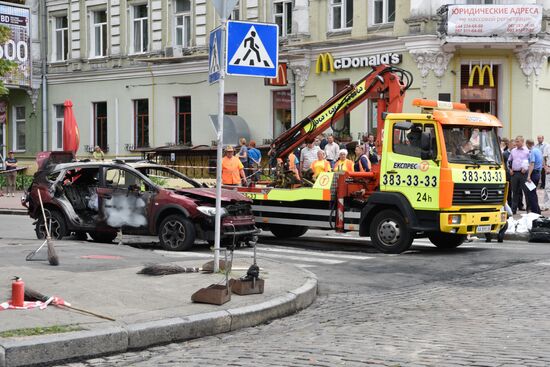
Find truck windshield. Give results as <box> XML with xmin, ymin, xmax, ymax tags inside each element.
<box><xmin>443</xmin><ymin>126</ymin><xmax>502</xmax><ymax>165</ymax></box>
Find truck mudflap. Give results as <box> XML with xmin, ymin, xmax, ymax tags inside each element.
<box><xmin>440</xmin><ymin>210</ymin><xmax>507</xmax><ymax>235</ymax></box>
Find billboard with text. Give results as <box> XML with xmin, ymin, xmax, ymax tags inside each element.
<box><xmin>0</xmin><ymin>3</ymin><xmax>31</xmax><ymax>88</ymax></box>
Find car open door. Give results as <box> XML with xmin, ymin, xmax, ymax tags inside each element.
<box><xmin>97</xmin><ymin>166</ymin><xmax>154</xmax><ymax>231</ymax></box>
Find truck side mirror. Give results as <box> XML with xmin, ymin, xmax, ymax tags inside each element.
<box><xmin>421</xmin><ymin>132</ymin><xmax>434</xmax><ymax>160</ymax></box>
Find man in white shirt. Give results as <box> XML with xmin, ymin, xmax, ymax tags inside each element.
<box><xmin>324</xmin><ymin>134</ymin><xmax>340</xmax><ymax>169</ymax></box>
<box><xmin>300</xmin><ymin>139</ymin><xmax>319</xmax><ymax>173</ymax></box>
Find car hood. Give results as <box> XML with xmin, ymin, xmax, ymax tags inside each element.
<box><xmin>174</xmin><ymin>187</ymin><xmax>252</xmax><ymax>203</ymax></box>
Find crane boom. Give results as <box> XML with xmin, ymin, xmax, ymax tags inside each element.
<box><xmin>271</xmin><ymin>64</ymin><xmax>413</xmax><ymax>160</ymax></box>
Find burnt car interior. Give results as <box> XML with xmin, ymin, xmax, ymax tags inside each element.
<box><xmin>56</xmin><ymin>167</ymin><xmax>100</xmax><ymax>223</ymax></box>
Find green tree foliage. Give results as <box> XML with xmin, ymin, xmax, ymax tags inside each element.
<box><xmin>0</xmin><ymin>25</ymin><xmax>17</xmax><ymax>95</ymax></box>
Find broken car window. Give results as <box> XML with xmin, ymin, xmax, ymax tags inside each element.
<box><xmin>137</xmin><ymin>167</ymin><xmax>200</xmax><ymax>189</ymax></box>
<box><xmin>105</xmin><ymin>168</ymin><xmax>149</xmax><ymax>192</ymax></box>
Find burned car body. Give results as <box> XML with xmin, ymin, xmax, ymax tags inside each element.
<box><xmin>23</xmin><ymin>155</ymin><xmax>258</xmax><ymax>250</ymax></box>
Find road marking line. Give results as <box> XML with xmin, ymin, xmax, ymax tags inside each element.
<box><xmin>236</xmin><ymin>251</ymin><xmax>345</xmax><ymax>265</ymax></box>
<box><xmin>253</xmin><ymin>246</ymin><xmax>373</xmax><ymax>260</ymax></box>
<box><xmin>153</xmin><ymin>250</ymin><xmax>212</xmax><ymax>258</ymax></box>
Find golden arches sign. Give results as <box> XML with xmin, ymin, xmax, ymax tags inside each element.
<box><xmin>316</xmin><ymin>53</ymin><xmax>335</xmax><ymax>74</ymax></box>
<box><xmin>468</xmin><ymin>65</ymin><xmax>494</xmax><ymax>87</ymax></box>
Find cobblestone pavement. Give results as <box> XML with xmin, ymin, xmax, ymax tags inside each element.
<box><xmin>56</xmin><ymin>247</ymin><xmax>550</xmax><ymax>367</ymax></box>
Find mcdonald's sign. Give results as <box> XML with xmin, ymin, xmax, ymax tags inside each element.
<box><xmin>265</xmin><ymin>63</ymin><xmax>288</xmax><ymax>86</ymax></box>
<box><xmin>468</xmin><ymin>65</ymin><xmax>495</xmax><ymax>87</ymax></box>
<box><xmin>316</xmin><ymin>53</ymin><xmax>335</xmax><ymax>74</ymax></box>
<box><xmin>315</xmin><ymin>52</ymin><xmax>402</xmax><ymax>74</ymax></box>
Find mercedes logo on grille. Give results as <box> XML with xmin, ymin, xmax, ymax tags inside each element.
<box><xmin>480</xmin><ymin>187</ymin><xmax>489</xmax><ymax>201</ymax></box>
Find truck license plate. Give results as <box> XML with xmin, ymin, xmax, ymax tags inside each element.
<box><xmin>476</xmin><ymin>225</ymin><xmax>491</xmax><ymax>233</ymax></box>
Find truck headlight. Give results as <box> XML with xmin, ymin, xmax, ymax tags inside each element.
<box><xmin>448</xmin><ymin>214</ymin><xmax>461</xmax><ymax>225</ymax></box>
<box><xmin>197</xmin><ymin>206</ymin><xmax>227</xmax><ymax>216</ymax></box>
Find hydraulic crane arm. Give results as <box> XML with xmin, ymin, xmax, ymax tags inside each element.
<box><xmin>271</xmin><ymin>65</ymin><xmax>413</xmax><ymax>160</ymax></box>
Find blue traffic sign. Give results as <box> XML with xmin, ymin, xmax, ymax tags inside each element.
<box><xmin>226</xmin><ymin>21</ymin><xmax>279</xmax><ymax>78</ymax></box>
<box><xmin>209</xmin><ymin>26</ymin><xmax>222</xmax><ymax>84</ymax></box>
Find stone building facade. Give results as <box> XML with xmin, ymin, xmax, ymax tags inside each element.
<box><xmin>6</xmin><ymin>0</ymin><xmax>550</xmax><ymax>162</ymax></box>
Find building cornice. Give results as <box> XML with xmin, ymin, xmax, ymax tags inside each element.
<box><xmin>47</xmin><ymin>59</ymin><xmax>209</xmax><ymax>84</ymax></box>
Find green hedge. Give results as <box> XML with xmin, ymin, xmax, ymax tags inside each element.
<box><xmin>0</xmin><ymin>175</ymin><xmax>34</xmax><ymax>191</ymax></box>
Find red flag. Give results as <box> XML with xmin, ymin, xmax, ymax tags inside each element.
<box><xmin>63</xmin><ymin>100</ymin><xmax>80</xmax><ymax>154</ymax></box>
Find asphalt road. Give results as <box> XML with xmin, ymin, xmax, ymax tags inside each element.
<box><xmin>2</xmin><ymin>215</ymin><xmax>550</xmax><ymax>366</ymax></box>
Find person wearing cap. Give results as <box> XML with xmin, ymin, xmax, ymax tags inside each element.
<box><xmin>5</xmin><ymin>151</ymin><xmax>17</xmax><ymax>197</ymax></box>
<box><xmin>334</xmin><ymin>149</ymin><xmax>354</xmax><ymax>172</ymax></box>
<box><xmin>222</xmin><ymin>146</ymin><xmax>247</xmax><ymax>186</ymax></box>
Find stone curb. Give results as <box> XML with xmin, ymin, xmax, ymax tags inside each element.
<box><xmin>0</xmin><ymin>210</ymin><xmax>26</xmax><ymax>216</ymax></box>
<box><xmin>0</xmin><ymin>271</ymin><xmax>318</xmax><ymax>367</ymax></box>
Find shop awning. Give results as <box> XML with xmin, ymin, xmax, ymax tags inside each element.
<box><xmin>209</xmin><ymin>114</ymin><xmax>251</xmax><ymax>147</ymax></box>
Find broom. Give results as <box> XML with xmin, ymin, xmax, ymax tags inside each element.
<box><xmin>24</xmin><ymin>286</ymin><xmax>115</xmax><ymax>321</ymax></box>
<box><xmin>137</xmin><ymin>259</ymin><xmax>239</xmax><ymax>276</ymax></box>
<box><xmin>37</xmin><ymin>190</ymin><xmax>59</xmax><ymax>266</ymax></box>
<box><xmin>138</xmin><ymin>264</ymin><xmax>200</xmax><ymax>275</ymax></box>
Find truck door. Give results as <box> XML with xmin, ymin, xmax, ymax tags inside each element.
<box><xmin>381</xmin><ymin>121</ymin><xmax>440</xmax><ymax>211</ymax></box>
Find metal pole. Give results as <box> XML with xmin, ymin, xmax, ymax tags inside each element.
<box><xmin>115</xmin><ymin>98</ymin><xmax>119</xmax><ymax>157</ymax></box>
<box><xmin>41</xmin><ymin>0</ymin><xmax>48</xmax><ymax>151</ymax></box>
<box><xmin>214</xmin><ymin>10</ymin><xmax>227</xmax><ymax>274</ymax></box>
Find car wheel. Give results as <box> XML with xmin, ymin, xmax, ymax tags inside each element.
<box><xmin>369</xmin><ymin>209</ymin><xmax>413</xmax><ymax>254</ymax></box>
<box><xmin>89</xmin><ymin>231</ymin><xmax>118</xmax><ymax>244</ymax></box>
<box><xmin>35</xmin><ymin>209</ymin><xmax>68</xmax><ymax>240</ymax></box>
<box><xmin>159</xmin><ymin>215</ymin><xmax>196</xmax><ymax>251</ymax></box>
<box><xmin>428</xmin><ymin>232</ymin><xmax>467</xmax><ymax>249</ymax></box>
<box><xmin>270</xmin><ymin>224</ymin><xmax>308</xmax><ymax>239</ymax></box>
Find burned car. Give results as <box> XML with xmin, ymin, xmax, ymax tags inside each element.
<box><xmin>22</xmin><ymin>153</ymin><xmax>259</xmax><ymax>250</ymax></box>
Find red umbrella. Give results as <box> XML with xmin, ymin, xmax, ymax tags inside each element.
<box><xmin>63</xmin><ymin>100</ymin><xmax>80</xmax><ymax>154</ymax></box>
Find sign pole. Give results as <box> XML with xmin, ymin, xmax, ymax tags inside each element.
<box><xmin>213</xmin><ymin>9</ymin><xmax>226</xmax><ymax>274</ymax></box>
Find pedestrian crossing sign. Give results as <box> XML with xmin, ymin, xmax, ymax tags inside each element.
<box><xmin>226</xmin><ymin>21</ymin><xmax>279</xmax><ymax>78</ymax></box>
<box><xmin>209</xmin><ymin>26</ymin><xmax>222</xmax><ymax>84</ymax></box>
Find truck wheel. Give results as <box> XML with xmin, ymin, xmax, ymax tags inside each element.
<box><xmin>270</xmin><ymin>224</ymin><xmax>308</xmax><ymax>239</ymax></box>
<box><xmin>89</xmin><ymin>232</ymin><xmax>118</xmax><ymax>243</ymax></box>
<box><xmin>369</xmin><ymin>209</ymin><xmax>413</xmax><ymax>254</ymax></box>
<box><xmin>428</xmin><ymin>232</ymin><xmax>467</xmax><ymax>249</ymax></box>
<box><xmin>159</xmin><ymin>215</ymin><xmax>196</xmax><ymax>251</ymax></box>
<box><xmin>35</xmin><ymin>209</ymin><xmax>67</xmax><ymax>240</ymax></box>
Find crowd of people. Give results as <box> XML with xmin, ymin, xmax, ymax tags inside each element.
<box><xmin>221</xmin><ymin>133</ymin><xmax>379</xmax><ymax>185</ymax></box>
<box><xmin>504</xmin><ymin>135</ymin><xmax>549</xmax><ymax>215</ymax></box>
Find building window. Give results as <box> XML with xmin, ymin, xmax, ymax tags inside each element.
<box><xmin>94</xmin><ymin>102</ymin><xmax>108</xmax><ymax>150</ymax></box>
<box><xmin>229</xmin><ymin>0</ymin><xmax>240</xmax><ymax>20</ymax></box>
<box><xmin>132</xmin><ymin>4</ymin><xmax>148</xmax><ymax>54</ymax></box>
<box><xmin>273</xmin><ymin>90</ymin><xmax>291</xmax><ymax>138</ymax></box>
<box><xmin>175</xmin><ymin>96</ymin><xmax>191</xmax><ymax>145</ymax></box>
<box><xmin>53</xmin><ymin>104</ymin><xmax>64</xmax><ymax>150</ymax></box>
<box><xmin>372</xmin><ymin>0</ymin><xmax>395</xmax><ymax>25</ymax></box>
<box><xmin>13</xmin><ymin>106</ymin><xmax>25</xmax><ymax>151</ymax></box>
<box><xmin>224</xmin><ymin>93</ymin><xmax>238</xmax><ymax>116</ymax></box>
<box><xmin>333</xmin><ymin>80</ymin><xmax>351</xmax><ymax>140</ymax></box>
<box><xmin>329</xmin><ymin>0</ymin><xmax>353</xmax><ymax>31</ymax></box>
<box><xmin>53</xmin><ymin>16</ymin><xmax>69</xmax><ymax>61</ymax></box>
<box><xmin>134</xmin><ymin>99</ymin><xmax>149</xmax><ymax>148</ymax></box>
<box><xmin>367</xmin><ymin>100</ymin><xmax>378</xmax><ymax>138</ymax></box>
<box><xmin>274</xmin><ymin>1</ymin><xmax>292</xmax><ymax>37</ymax></box>
<box><xmin>174</xmin><ymin>0</ymin><xmax>191</xmax><ymax>48</ymax></box>
<box><xmin>90</xmin><ymin>10</ymin><xmax>107</xmax><ymax>57</ymax></box>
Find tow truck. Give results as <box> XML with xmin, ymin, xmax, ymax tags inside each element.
<box><xmin>236</xmin><ymin>65</ymin><xmax>507</xmax><ymax>253</ymax></box>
